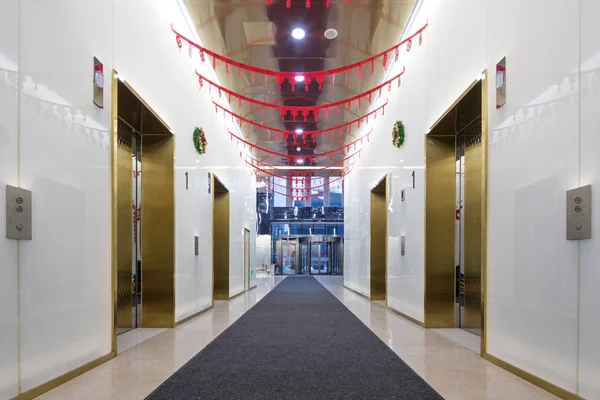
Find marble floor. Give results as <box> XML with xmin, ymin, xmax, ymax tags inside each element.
<box><xmin>117</xmin><ymin>328</ymin><xmax>169</xmax><ymax>354</ymax></box>
<box><xmin>38</xmin><ymin>276</ymin><xmax>557</xmax><ymax>400</ymax></box>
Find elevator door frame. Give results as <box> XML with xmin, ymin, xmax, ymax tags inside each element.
<box><xmin>112</xmin><ymin>70</ymin><xmax>176</xmax><ymax>354</ymax></box>
<box><xmin>424</xmin><ymin>72</ymin><xmax>488</xmax><ymax>355</ymax></box>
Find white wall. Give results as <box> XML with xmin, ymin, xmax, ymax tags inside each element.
<box><xmin>0</xmin><ymin>0</ymin><xmax>257</xmax><ymax>397</ymax></box>
<box><xmin>344</xmin><ymin>0</ymin><xmax>599</xmax><ymax>397</ymax></box>
<box><xmin>0</xmin><ymin>0</ymin><xmax>19</xmax><ymax>397</ymax></box>
<box><xmin>256</xmin><ymin>234</ymin><xmax>271</xmax><ymax>271</ymax></box>
<box><xmin>113</xmin><ymin>0</ymin><xmax>257</xmax><ymax>321</ymax></box>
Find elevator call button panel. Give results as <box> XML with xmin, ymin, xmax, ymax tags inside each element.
<box><xmin>6</xmin><ymin>185</ymin><xmax>32</xmax><ymax>240</ymax></box>
<box><xmin>566</xmin><ymin>184</ymin><xmax>591</xmax><ymax>240</ymax></box>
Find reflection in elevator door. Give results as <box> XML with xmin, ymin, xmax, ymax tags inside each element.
<box><xmin>116</xmin><ymin>123</ymin><xmax>142</xmax><ymax>335</ymax></box>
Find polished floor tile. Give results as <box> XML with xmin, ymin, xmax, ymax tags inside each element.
<box><xmin>314</xmin><ymin>276</ymin><xmax>558</xmax><ymax>400</ymax></box>
<box><xmin>37</xmin><ymin>276</ymin><xmax>557</xmax><ymax>400</ymax></box>
<box><xmin>117</xmin><ymin>328</ymin><xmax>168</xmax><ymax>354</ymax></box>
<box><xmin>37</xmin><ymin>277</ymin><xmax>285</xmax><ymax>400</ymax></box>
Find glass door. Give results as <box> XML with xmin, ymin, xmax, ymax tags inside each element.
<box><xmin>319</xmin><ymin>242</ymin><xmax>330</xmax><ymax>274</ymax></box>
<box><xmin>300</xmin><ymin>242</ymin><xmax>309</xmax><ymax>274</ymax></box>
<box><xmin>281</xmin><ymin>240</ymin><xmax>297</xmax><ymax>275</ymax></box>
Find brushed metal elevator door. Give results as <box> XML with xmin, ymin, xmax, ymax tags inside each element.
<box><xmin>116</xmin><ymin>127</ymin><xmax>134</xmax><ymax>335</ymax></box>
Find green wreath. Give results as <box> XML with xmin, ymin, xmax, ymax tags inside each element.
<box><xmin>193</xmin><ymin>127</ymin><xmax>208</xmax><ymax>155</ymax></box>
<box><xmin>392</xmin><ymin>120</ymin><xmax>405</xmax><ymax>148</ymax></box>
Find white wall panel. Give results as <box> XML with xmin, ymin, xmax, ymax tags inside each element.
<box><xmin>486</xmin><ymin>0</ymin><xmax>580</xmax><ymax>391</ymax></box>
<box><xmin>17</xmin><ymin>0</ymin><xmax>113</xmax><ymax>391</ymax></box>
<box><xmin>578</xmin><ymin>0</ymin><xmax>600</xmax><ymax>397</ymax></box>
<box><xmin>0</xmin><ymin>0</ymin><xmax>20</xmax><ymax>397</ymax></box>
<box><xmin>113</xmin><ymin>0</ymin><xmax>256</xmax><ymax>321</ymax></box>
<box><xmin>344</xmin><ymin>0</ymin><xmax>591</xmax><ymax>395</ymax></box>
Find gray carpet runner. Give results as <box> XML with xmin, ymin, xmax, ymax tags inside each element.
<box><xmin>146</xmin><ymin>276</ymin><xmax>444</xmax><ymax>400</ymax></box>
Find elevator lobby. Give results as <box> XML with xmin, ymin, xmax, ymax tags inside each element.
<box><xmin>1</xmin><ymin>0</ymin><xmax>599</xmax><ymax>399</ymax></box>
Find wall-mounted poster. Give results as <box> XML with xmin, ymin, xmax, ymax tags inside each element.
<box><xmin>93</xmin><ymin>57</ymin><xmax>104</xmax><ymax>108</ymax></box>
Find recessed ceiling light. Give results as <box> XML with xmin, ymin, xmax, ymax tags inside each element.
<box><xmin>291</xmin><ymin>28</ymin><xmax>305</xmax><ymax>40</ymax></box>
<box><xmin>297</xmin><ymin>158</ymin><xmax>304</xmax><ymax>164</ymax></box>
<box><xmin>295</xmin><ymin>129</ymin><xmax>303</xmax><ymax>134</ymax></box>
<box><xmin>296</xmin><ymin>147</ymin><xmax>301</xmax><ymax>152</ymax></box>
<box><xmin>324</xmin><ymin>28</ymin><xmax>337</xmax><ymax>40</ymax></box>
<box><xmin>294</xmin><ymin>75</ymin><xmax>305</xmax><ymax>82</ymax></box>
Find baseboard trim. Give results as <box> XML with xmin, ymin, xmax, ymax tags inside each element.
<box><xmin>343</xmin><ymin>284</ymin><xmax>370</xmax><ymax>300</ymax></box>
<box><xmin>175</xmin><ymin>304</ymin><xmax>214</xmax><ymax>327</ymax></box>
<box><xmin>482</xmin><ymin>353</ymin><xmax>583</xmax><ymax>400</ymax></box>
<box><xmin>12</xmin><ymin>352</ymin><xmax>115</xmax><ymax>400</ymax></box>
<box><xmin>385</xmin><ymin>305</ymin><xmax>425</xmax><ymax>328</ymax></box>
<box><xmin>228</xmin><ymin>285</ymin><xmax>258</xmax><ymax>301</ymax></box>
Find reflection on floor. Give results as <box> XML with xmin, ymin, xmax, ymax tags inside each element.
<box><xmin>432</xmin><ymin>328</ymin><xmax>481</xmax><ymax>354</ymax></box>
<box><xmin>314</xmin><ymin>276</ymin><xmax>557</xmax><ymax>400</ymax></box>
<box><xmin>117</xmin><ymin>328</ymin><xmax>168</xmax><ymax>353</ymax></box>
<box><xmin>38</xmin><ymin>276</ymin><xmax>557</xmax><ymax>400</ymax></box>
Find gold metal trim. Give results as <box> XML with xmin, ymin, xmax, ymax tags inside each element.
<box><xmin>117</xmin><ymin>78</ymin><xmax>172</xmax><ymax>132</ymax></box>
<box><xmin>370</xmin><ymin>175</ymin><xmax>387</xmax><ymax>301</ymax></box>
<box><xmin>424</xmin><ymin>134</ymin><xmax>456</xmax><ymax>328</ymax></box>
<box><xmin>174</xmin><ymin>305</ymin><xmax>214</xmax><ymax>327</ymax></box>
<box><xmin>141</xmin><ymin>135</ymin><xmax>175</xmax><ymax>328</ymax></box>
<box><xmin>429</xmin><ymin>79</ymin><xmax>481</xmax><ymax>132</ymax></box>
<box><xmin>110</xmin><ymin>69</ymin><xmax>119</xmax><ymax>354</ymax></box>
<box><xmin>483</xmin><ymin>354</ymin><xmax>584</xmax><ymax>400</ymax></box>
<box><xmin>480</xmin><ymin>69</ymin><xmax>489</xmax><ymax>356</ymax></box>
<box><xmin>385</xmin><ymin>305</ymin><xmax>426</xmax><ymax>328</ymax></box>
<box><xmin>11</xmin><ymin>353</ymin><xmax>114</xmax><ymax>400</ymax></box>
<box><xmin>212</xmin><ymin>175</ymin><xmax>230</xmax><ymax>300</ymax></box>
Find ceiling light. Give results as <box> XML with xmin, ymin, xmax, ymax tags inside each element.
<box><xmin>291</xmin><ymin>28</ymin><xmax>305</xmax><ymax>40</ymax></box>
<box><xmin>324</xmin><ymin>29</ymin><xmax>338</xmax><ymax>40</ymax></box>
<box><xmin>295</xmin><ymin>129</ymin><xmax>303</xmax><ymax>134</ymax></box>
<box><xmin>294</xmin><ymin>75</ymin><xmax>305</xmax><ymax>82</ymax></box>
<box><xmin>296</xmin><ymin>147</ymin><xmax>301</xmax><ymax>152</ymax></box>
<box><xmin>297</xmin><ymin>158</ymin><xmax>304</xmax><ymax>164</ymax></box>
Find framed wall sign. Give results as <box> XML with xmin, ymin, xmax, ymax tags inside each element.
<box><xmin>496</xmin><ymin>57</ymin><xmax>506</xmax><ymax>109</ymax></box>
<box><xmin>93</xmin><ymin>57</ymin><xmax>104</xmax><ymax>109</ymax></box>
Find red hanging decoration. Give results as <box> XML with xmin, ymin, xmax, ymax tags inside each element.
<box><xmin>419</xmin><ymin>32</ymin><xmax>423</xmax><ymax>46</ymax></box>
<box><xmin>382</xmin><ymin>53</ymin><xmax>388</xmax><ymax>68</ymax></box>
<box><xmin>188</xmin><ymin>44</ymin><xmax>192</xmax><ymax>57</ymax></box>
<box><xmin>173</xmin><ymin>22</ymin><xmax>428</xmax><ymax>84</ymax></box>
<box><xmin>306</xmin><ymin>0</ymin><xmax>311</xmax><ymax>8</ymax></box>
<box><xmin>395</xmin><ymin>47</ymin><xmax>399</xmax><ymax>62</ymax></box>
<box><xmin>286</xmin><ymin>0</ymin><xmax>291</xmax><ymax>7</ymax></box>
<box><xmin>326</xmin><ymin>0</ymin><xmax>331</xmax><ymax>7</ymax></box>
<box><xmin>358</xmin><ymin>64</ymin><xmax>362</xmax><ymax>78</ymax></box>
<box><xmin>200</xmin><ymin>49</ymin><xmax>205</xmax><ymax>62</ymax></box>
<box><xmin>198</xmin><ymin>76</ymin><xmax>203</xmax><ymax>88</ymax></box>
<box><xmin>225</xmin><ymin>62</ymin><xmax>229</xmax><ymax>75</ymax></box>
<box><xmin>406</xmin><ymin>39</ymin><xmax>412</xmax><ymax>52</ymax></box>
<box><xmin>213</xmin><ymin>101</ymin><xmax>387</xmax><ymax>138</ymax></box>
<box><xmin>175</xmin><ymin>36</ymin><xmax>182</xmax><ymax>49</ymax></box>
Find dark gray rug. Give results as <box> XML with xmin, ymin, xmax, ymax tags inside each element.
<box><xmin>146</xmin><ymin>276</ymin><xmax>444</xmax><ymax>400</ymax></box>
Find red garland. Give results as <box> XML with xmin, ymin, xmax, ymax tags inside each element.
<box><xmin>197</xmin><ymin>69</ymin><xmax>404</xmax><ymax>120</ymax></box>
<box><xmin>259</xmin><ymin>173</ymin><xmax>349</xmax><ymax>200</ymax></box>
<box><xmin>229</xmin><ymin>130</ymin><xmax>371</xmax><ymax>161</ymax></box>
<box><xmin>214</xmin><ymin>101</ymin><xmax>386</xmax><ymax>139</ymax></box>
<box><xmin>240</xmin><ymin>133</ymin><xmax>368</xmax><ymax>177</ymax></box>
<box><xmin>172</xmin><ymin>22</ymin><xmax>427</xmax><ymax>88</ymax></box>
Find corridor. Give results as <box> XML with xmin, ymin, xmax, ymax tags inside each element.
<box><xmin>37</xmin><ymin>277</ymin><xmax>556</xmax><ymax>400</ymax></box>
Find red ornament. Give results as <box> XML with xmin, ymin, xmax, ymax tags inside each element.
<box><xmin>406</xmin><ymin>39</ymin><xmax>412</xmax><ymax>52</ymax></box>
<box><xmin>176</xmin><ymin>36</ymin><xmax>182</xmax><ymax>49</ymax></box>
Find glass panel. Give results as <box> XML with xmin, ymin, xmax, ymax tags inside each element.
<box><xmin>273</xmin><ymin>177</ymin><xmax>287</xmax><ymax>207</ymax></box>
<box><xmin>319</xmin><ymin>243</ymin><xmax>330</xmax><ymax>274</ymax></box>
<box><xmin>301</xmin><ymin>242</ymin><xmax>309</xmax><ymax>274</ymax></box>
<box><xmin>310</xmin><ymin>242</ymin><xmax>320</xmax><ymax>274</ymax></box>
<box><xmin>282</xmin><ymin>241</ymin><xmax>296</xmax><ymax>275</ymax></box>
